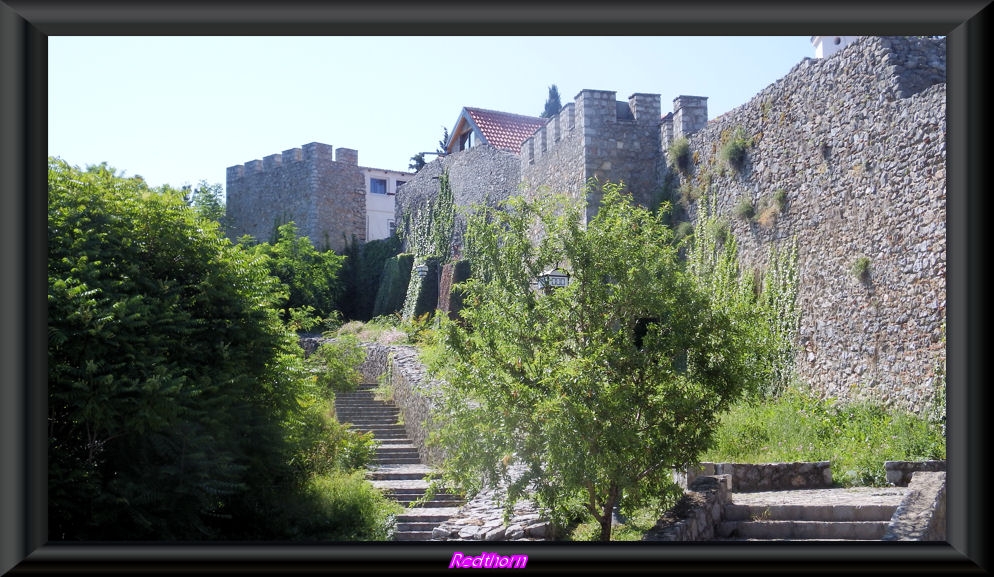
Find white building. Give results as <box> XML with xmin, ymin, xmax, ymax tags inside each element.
<box><xmin>361</xmin><ymin>167</ymin><xmax>412</xmax><ymax>241</ymax></box>
<box><xmin>811</xmin><ymin>36</ymin><xmax>861</xmax><ymax>58</ymax></box>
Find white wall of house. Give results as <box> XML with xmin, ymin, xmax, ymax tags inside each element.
<box><xmin>362</xmin><ymin>167</ymin><xmax>412</xmax><ymax>241</ymax></box>
<box><xmin>811</xmin><ymin>36</ymin><xmax>860</xmax><ymax>58</ymax></box>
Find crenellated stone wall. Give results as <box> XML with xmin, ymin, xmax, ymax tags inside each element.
<box><xmin>226</xmin><ymin>142</ymin><xmax>366</xmax><ymax>252</ymax></box>
<box><xmin>520</xmin><ymin>90</ymin><xmax>663</xmax><ymax>224</ymax></box>
<box><xmin>677</xmin><ymin>35</ymin><xmax>946</xmax><ymax>413</ymax></box>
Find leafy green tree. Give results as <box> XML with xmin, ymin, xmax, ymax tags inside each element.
<box><xmin>429</xmin><ymin>184</ymin><xmax>756</xmax><ymax>541</ymax></box>
<box><xmin>185</xmin><ymin>180</ymin><xmax>229</xmax><ymax>231</ymax></box>
<box><xmin>48</xmin><ymin>158</ymin><xmax>388</xmax><ymax>540</ymax></box>
<box><xmin>540</xmin><ymin>84</ymin><xmax>562</xmax><ymax>118</ymax></box>
<box><xmin>243</xmin><ymin>222</ymin><xmax>346</xmax><ymax>328</ymax></box>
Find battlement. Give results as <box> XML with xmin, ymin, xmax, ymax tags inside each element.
<box><xmin>226</xmin><ymin>141</ymin><xmax>359</xmax><ymax>182</ymax></box>
<box><xmin>520</xmin><ymin>90</ymin><xmax>662</xmax><ymax>165</ymax></box>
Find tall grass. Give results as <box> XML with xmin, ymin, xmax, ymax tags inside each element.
<box><xmin>701</xmin><ymin>387</ymin><xmax>945</xmax><ymax>486</ymax></box>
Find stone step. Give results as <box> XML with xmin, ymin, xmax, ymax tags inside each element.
<box><xmin>723</xmin><ymin>503</ymin><xmax>898</xmax><ymax>523</ymax></box>
<box><xmin>393</xmin><ymin>531</ymin><xmax>435</xmax><ymax>541</ymax></box>
<box><xmin>395</xmin><ymin>507</ymin><xmax>462</xmax><ymax>523</ymax></box>
<box><xmin>372</xmin><ymin>458</ymin><xmax>423</xmax><ymax>465</ymax></box>
<box><xmin>723</xmin><ymin>520</ymin><xmax>891</xmax><ymax>540</ymax></box>
<box><xmin>396</xmin><ymin>522</ymin><xmax>440</xmax><ymax>533</ymax></box>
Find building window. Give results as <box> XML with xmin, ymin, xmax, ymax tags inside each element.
<box><xmin>394</xmin><ymin>180</ymin><xmax>406</xmax><ymax>193</ymax></box>
<box><xmin>459</xmin><ymin>131</ymin><xmax>473</xmax><ymax>151</ymax></box>
<box><xmin>388</xmin><ymin>220</ymin><xmax>396</xmax><ymax>236</ymax></box>
<box><xmin>370</xmin><ymin>178</ymin><xmax>387</xmax><ymax>194</ymax></box>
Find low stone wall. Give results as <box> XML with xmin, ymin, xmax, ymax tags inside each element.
<box><xmin>884</xmin><ymin>460</ymin><xmax>946</xmax><ymax>487</ymax></box>
<box><xmin>359</xmin><ymin>342</ymin><xmax>446</xmax><ymax>466</ymax></box>
<box><xmin>642</xmin><ymin>475</ymin><xmax>732</xmax><ymax>541</ymax></box>
<box><xmin>677</xmin><ymin>461</ymin><xmax>833</xmax><ymax>492</ymax></box>
<box><xmin>882</xmin><ymin>471</ymin><xmax>946</xmax><ymax>541</ymax></box>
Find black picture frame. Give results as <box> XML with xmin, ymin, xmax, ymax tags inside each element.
<box><xmin>2</xmin><ymin>1</ymin><xmax>988</xmax><ymax>574</ymax></box>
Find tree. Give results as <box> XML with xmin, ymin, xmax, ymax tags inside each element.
<box><xmin>185</xmin><ymin>179</ymin><xmax>229</xmax><ymax>231</ymax></box>
<box><xmin>242</xmin><ymin>222</ymin><xmax>346</xmax><ymax>329</ymax></box>
<box><xmin>429</xmin><ymin>183</ymin><xmax>756</xmax><ymax>541</ymax></box>
<box><xmin>47</xmin><ymin>158</ymin><xmax>383</xmax><ymax>540</ymax></box>
<box><xmin>409</xmin><ymin>126</ymin><xmax>450</xmax><ymax>171</ymax></box>
<box><xmin>540</xmin><ymin>84</ymin><xmax>562</xmax><ymax>118</ymax></box>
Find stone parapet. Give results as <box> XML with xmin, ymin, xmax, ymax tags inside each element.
<box><xmin>643</xmin><ymin>475</ymin><xmax>732</xmax><ymax>541</ymax></box>
<box><xmin>677</xmin><ymin>461</ymin><xmax>833</xmax><ymax>492</ymax></box>
<box><xmin>882</xmin><ymin>471</ymin><xmax>946</xmax><ymax>541</ymax></box>
<box><xmin>884</xmin><ymin>459</ymin><xmax>946</xmax><ymax>486</ymax></box>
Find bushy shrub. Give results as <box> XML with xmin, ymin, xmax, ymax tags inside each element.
<box><xmin>310</xmin><ymin>334</ymin><xmax>366</xmax><ymax>394</ymax></box>
<box><xmin>47</xmin><ymin>158</ymin><xmax>330</xmax><ymax>540</ymax></box>
<box><xmin>292</xmin><ymin>471</ymin><xmax>402</xmax><ymax>541</ymax></box>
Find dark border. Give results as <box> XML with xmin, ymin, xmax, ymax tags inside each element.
<box><xmin>2</xmin><ymin>1</ymin><xmax>988</xmax><ymax>574</ymax></box>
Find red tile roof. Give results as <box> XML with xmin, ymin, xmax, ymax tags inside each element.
<box><xmin>463</xmin><ymin>107</ymin><xmax>548</xmax><ymax>153</ymax></box>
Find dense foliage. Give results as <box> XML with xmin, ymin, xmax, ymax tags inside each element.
<box><xmin>340</xmin><ymin>235</ymin><xmax>403</xmax><ymax>322</ymax></box>
<box><xmin>238</xmin><ymin>222</ymin><xmax>346</xmax><ymax>330</ymax></box>
<box><xmin>427</xmin><ymin>184</ymin><xmax>756</xmax><ymax>540</ymax></box>
<box><xmin>400</xmin><ymin>170</ymin><xmax>455</xmax><ymax>320</ymax></box>
<box><xmin>48</xmin><ymin>158</ymin><xmax>395</xmax><ymax>540</ymax></box>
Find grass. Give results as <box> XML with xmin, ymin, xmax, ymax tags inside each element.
<box><xmin>851</xmin><ymin>256</ymin><xmax>871</xmax><ymax>282</ymax></box>
<box><xmin>701</xmin><ymin>386</ymin><xmax>945</xmax><ymax>487</ymax></box>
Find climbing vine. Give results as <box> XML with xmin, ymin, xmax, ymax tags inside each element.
<box><xmin>687</xmin><ymin>191</ymin><xmax>800</xmax><ymax>399</ymax></box>
<box><xmin>401</xmin><ymin>171</ymin><xmax>456</xmax><ymax>320</ymax></box>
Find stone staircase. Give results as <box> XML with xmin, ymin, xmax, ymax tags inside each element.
<box><xmin>714</xmin><ymin>486</ymin><xmax>907</xmax><ymax>541</ymax></box>
<box><xmin>334</xmin><ymin>383</ymin><xmax>463</xmax><ymax>541</ymax></box>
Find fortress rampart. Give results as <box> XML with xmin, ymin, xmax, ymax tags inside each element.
<box><xmin>677</xmin><ymin>35</ymin><xmax>946</xmax><ymax>412</ymax></box>
<box><xmin>226</xmin><ymin>142</ymin><xmax>366</xmax><ymax>252</ymax></box>
<box><xmin>520</xmin><ymin>90</ymin><xmax>664</xmax><ymax>223</ymax></box>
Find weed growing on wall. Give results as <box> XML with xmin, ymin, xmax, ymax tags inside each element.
<box><xmin>719</xmin><ymin>126</ymin><xmax>753</xmax><ymax>174</ymax></box>
<box><xmin>667</xmin><ymin>137</ymin><xmax>692</xmax><ymax>174</ymax></box>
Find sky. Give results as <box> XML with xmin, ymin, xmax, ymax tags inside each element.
<box><xmin>49</xmin><ymin>36</ymin><xmax>816</xmax><ymax>194</ymax></box>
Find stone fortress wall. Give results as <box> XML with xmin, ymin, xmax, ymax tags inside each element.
<box><xmin>394</xmin><ymin>143</ymin><xmax>521</xmax><ymax>254</ymax></box>
<box><xmin>677</xmin><ymin>35</ymin><xmax>946</xmax><ymax>412</ymax></box>
<box><xmin>226</xmin><ymin>142</ymin><xmax>367</xmax><ymax>252</ymax></box>
<box><xmin>520</xmin><ymin>90</ymin><xmax>664</xmax><ymax>223</ymax></box>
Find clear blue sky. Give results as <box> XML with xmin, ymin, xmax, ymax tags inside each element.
<box><xmin>49</xmin><ymin>36</ymin><xmax>815</xmax><ymax>193</ymax></box>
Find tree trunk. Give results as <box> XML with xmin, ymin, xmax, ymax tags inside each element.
<box><xmin>598</xmin><ymin>482</ymin><xmax>620</xmax><ymax>541</ymax></box>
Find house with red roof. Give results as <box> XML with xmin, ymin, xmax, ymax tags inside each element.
<box><xmin>444</xmin><ymin>107</ymin><xmax>548</xmax><ymax>155</ymax></box>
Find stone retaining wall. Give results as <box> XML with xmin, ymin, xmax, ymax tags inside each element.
<box><xmin>884</xmin><ymin>459</ymin><xmax>946</xmax><ymax>486</ymax></box>
<box><xmin>882</xmin><ymin>471</ymin><xmax>946</xmax><ymax>541</ymax></box>
<box><xmin>359</xmin><ymin>342</ymin><xmax>446</xmax><ymax>466</ymax></box>
<box><xmin>643</xmin><ymin>475</ymin><xmax>732</xmax><ymax>541</ymax></box>
<box><xmin>677</xmin><ymin>461</ymin><xmax>834</xmax><ymax>492</ymax></box>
